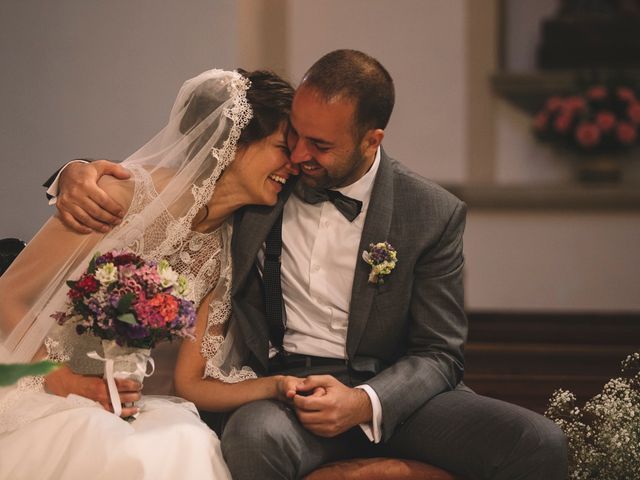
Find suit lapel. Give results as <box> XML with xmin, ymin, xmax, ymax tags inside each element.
<box><xmin>231</xmin><ymin>182</ymin><xmax>294</xmax><ymax>295</ymax></box>
<box><xmin>346</xmin><ymin>151</ymin><xmax>394</xmax><ymax>359</ymax></box>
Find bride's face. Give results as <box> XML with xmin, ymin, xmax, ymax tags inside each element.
<box><xmin>232</xmin><ymin>124</ymin><xmax>298</xmax><ymax>206</ymax></box>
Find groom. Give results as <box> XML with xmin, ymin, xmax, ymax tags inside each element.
<box><xmin>50</xmin><ymin>50</ymin><xmax>567</xmax><ymax>479</ymax></box>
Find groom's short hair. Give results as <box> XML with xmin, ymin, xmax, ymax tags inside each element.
<box><xmin>300</xmin><ymin>49</ymin><xmax>395</xmax><ymax>138</ymax></box>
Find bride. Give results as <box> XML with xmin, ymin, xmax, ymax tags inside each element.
<box><xmin>0</xmin><ymin>68</ymin><xmax>301</xmax><ymax>479</ymax></box>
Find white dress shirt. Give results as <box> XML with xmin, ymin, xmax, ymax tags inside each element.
<box><xmin>259</xmin><ymin>148</ymin><xmax>383</xmax><ymax>442</ymax></box>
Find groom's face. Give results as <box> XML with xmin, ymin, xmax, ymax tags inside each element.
<box><xmin>288</xmin><ymin>86</ymin><xmax>374</xmax><ymax>189</ymax></box>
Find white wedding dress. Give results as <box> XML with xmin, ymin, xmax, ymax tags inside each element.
<box><xmin>0</xmin><ymin>165</ymin><xmax>255</xmax><ymax>480</ymax></box>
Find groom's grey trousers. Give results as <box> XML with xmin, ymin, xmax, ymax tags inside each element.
<box><xmin>216</xmin><ymin>362</ymin><xmax>567</xmax><ymax>480</ymax></box>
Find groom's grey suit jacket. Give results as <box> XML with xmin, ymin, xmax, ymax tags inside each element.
<box><xmin>230</xmin><ymin>148</ymin><xmax>467</xmax><ymax>441</ymax></box>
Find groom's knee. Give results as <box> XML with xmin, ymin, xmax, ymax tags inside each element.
<box><xmin>221</xmin><ymin>400</ymin><xmax>300</xmax><ymax>479</ymax></box>
<box><xmin>515</xmin><ymin>415</ymin><xmax>568</xmax><ymax>479</ymax></box>
<box><xmin>490</xmin><ymin>409</ymin><xmax>567</xmax><ymax>480</ymax></box>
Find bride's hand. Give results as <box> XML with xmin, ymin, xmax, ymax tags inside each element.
<box><xmin>45</xmin><ymin>365</ymin><xmax>142</xmax><ymax>417</ymax></box>
<box><xmin>275</xmin><ymin>375</ymin><xmax>305</xmax><ymax>403</ymax></box>
<box><xmin>56</xmin><ymin>160</ymin><xmax>130</xmax><ymax>234</ymax></box>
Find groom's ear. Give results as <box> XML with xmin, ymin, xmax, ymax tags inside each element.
<box><xmin>360</xmin><ymin>128</ymin><xmax>384</xmax><ymax>158</ymax></box>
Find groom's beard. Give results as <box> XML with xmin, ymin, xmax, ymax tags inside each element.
<box><xmin>300</xmin><ymin>147</ymin><xmax>367</xmax><ymax>190</ymax></box>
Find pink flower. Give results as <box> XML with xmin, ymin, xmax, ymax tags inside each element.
<box><xmin>586</xmin><ymin>86</ymin><xmax>608</xmax><ymax>102</ymax></box>
<box><xmin>554</xmin><ymin>113</ymin><xmax>573</xmax><ymax>134</ymax></box>
<box><xmin>533</xmin><ymin>112</ymin><xmax>549</xmax><ymax>131</ymax></box>
<box><xmin>616</xmin><ymin>122</ymin><xmax>637</xmax><ymax>145</ymax></box>
<box><xmin>545</xmin><ymin>96</ymin><xmax>563</xmax><ymax>112</ymax></box>
<box><xmin>575</xmin><ymin>122</ymin><xmax>601</xmax><ymax>148</ymax></box>
<box><xmin>628</xmin><ymin>102</ymin><xmax>640</xmax><ymax>125</ymax></box>
<box><xmin>565</xmin><ymin>96</ymin><xmax>587</xmax><ymax>114</ymax></box>
<box><xmin>133</xmin><ymin>295</ymin><xmax>165</xmax><ymax>328</ymax></box>
<box><xmin>133</xmin><ymin>293</ymin><xmax>179</xmax><ymax>328</ymax></box>
<box><xmin>149</xmin><ymin>293</ymin><xmax>180</xmax><ymax>323</ymax></box>
<box><xmin>595</xmin><ymin>111</ymin><xmax>616</xmax><ymax>133</ymax></box>
<box><xmin>617</xmin><ymin>87</ymin><xmax>636</xmax><ymax>103</ymax></box>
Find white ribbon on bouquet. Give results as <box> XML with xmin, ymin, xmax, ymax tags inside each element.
<box><xmin>87</xmin><ymin>340</ymin><xmax>155</xmax><ymax>418</ymax></box>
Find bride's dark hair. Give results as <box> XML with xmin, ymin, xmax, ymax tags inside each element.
<box><xmin>179</xmin><ymin>69</ymin><xmax>294</xmax><ymax>146</ymax></box>
<box><xmin>236</xmin><ymin>69</ymin><xmax>294</xmax><ymax>146</ymax></box>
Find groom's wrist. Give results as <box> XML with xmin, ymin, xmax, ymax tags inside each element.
<box><xmin>45</xmin><ymin>159</ymin><xmax>92</xmax><ymax>203</ymax></box>
<box><xmin>351</xmin><ymin>387</ymin><xmax>373</xmax><ymax>424</ymax></box>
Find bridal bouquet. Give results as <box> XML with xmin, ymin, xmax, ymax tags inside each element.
<box><xmin>53</xmin><ymin>250</ymin><xmax>195</xmax><ymax>349</ymax></box>
<box><xmin>52</xmin><ymin>250</ymin><xmax>196</xmax><ymax>416</ymax></box>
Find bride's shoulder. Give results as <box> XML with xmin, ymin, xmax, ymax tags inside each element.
<box><xmin>96</xmin><ymin>172</ymin><xmax>136</xmax><ymax>211</ymax></box>
<box><xmin>147</xmin><ymin>167</ymin><xmax>179</xmax><ymax>193</ymax></box>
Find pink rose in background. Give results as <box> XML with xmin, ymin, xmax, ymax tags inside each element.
<box><xmin>575</xmin><ymin>122</ymin><xmax>601</xmax><ymax>148</ymax></box>
<box><xmin>533</xmin><ymin>112</ymin><xmax>549</xmax><ymax>131</ymax></box>
<box><xmin>586</xmin><ymin>86</ymin><xmax>608</xmax><ymax>101</ymax></box>
<box><xmin>616</xmin><ymin>122</ymin><xmax>638</xmax><ymax>145</ymax></box>
<box><xmin>545</xmin><ymin>96</ymin><xmax>564</xmax><ymax>112</ymax></box>
<box><xmin>617</xmin><ymin>87</ymin><xmax>636</xmax><ymax>103</ymax></box>
<box><xmin>554</xmin><ymin>113</ymin><xmax>573</xmax><ymax>134</ymax></box>
<box><xmin>628</xmin><ymin>102</ymin><xmax>640</xmax><ymax>125</ymax></box>
<box><xmin>595</xmin><ymin>111</ymin><xmax>616</xmax><ymax>133</ymax></box>
<box><xmin>565</xmin><ymin>96</ymin><xmax>587</xmax><ymax>114</ymax></box>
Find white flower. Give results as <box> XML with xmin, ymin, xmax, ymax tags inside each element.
<box><xmin>175</xmin><ymin>275</ymin><xmax>190</xmax><ymax>297</ymax></box>
<box><xmin>94</xmin><ymin>263</ymin><xmax>118</xmax><ymax>285</ymax></box>
<box><xmin>157</xmin><ymin>259</ymin><xmax>179</xmax><ymax>289</ymax></box>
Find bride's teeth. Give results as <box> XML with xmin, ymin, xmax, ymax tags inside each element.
<box><xmin>269</xmin><ymin>174</ymin><xmax>286</xmax><ymax>184</ymax></box>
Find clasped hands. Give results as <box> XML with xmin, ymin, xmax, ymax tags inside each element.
<box><xmin>277</xmin><ymin>374</ymin><xmax>374</xmax><ymax>437</ymax></box>
<box><xmin>45</xmin><ymin>365</ymin><xmax>141</xmax><ymax>418</ymax></box>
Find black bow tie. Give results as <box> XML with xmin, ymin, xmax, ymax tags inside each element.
<box><xmin>299</xmin><ymin>185</ymin><xmax>363</xmax><ymax>222</ymax></box>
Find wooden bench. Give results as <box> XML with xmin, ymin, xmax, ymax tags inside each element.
<box><xmin>305</xmin><ymin>457</ymin><xmax>460</xmax><ymax>480</ymax></box>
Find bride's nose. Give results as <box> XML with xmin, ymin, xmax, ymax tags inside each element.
<box><xmin>284</xmin><ymin>159</ymin><xmax>300</xmax><ymax>175</ymax></box>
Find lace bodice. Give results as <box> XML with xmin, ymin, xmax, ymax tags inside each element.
<box><xmin>41</xmin><ymin>165</ymin><xmax>255</xmax><ymax>384</ymax></box>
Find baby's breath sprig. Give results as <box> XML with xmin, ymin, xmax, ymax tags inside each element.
<box><xmin>546</xmin><ymin>352</ymin><xmax>640</xmax><ymax>479</ymax></box>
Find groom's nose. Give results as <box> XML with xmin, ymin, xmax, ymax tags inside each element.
<box><xmin>290</xmin><ymin>138</ymin><xmax>311</xmax><ymax>164</ymax></box>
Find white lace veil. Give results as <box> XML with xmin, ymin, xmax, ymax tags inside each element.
<box><xmin>0</xmin><ymin>69</ymin><xmax>252</xmax><ymax>368</ymax></box>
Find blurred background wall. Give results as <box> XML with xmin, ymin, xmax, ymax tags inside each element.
<box><xmin>1</xmin><ymin>0</ymin><xmax>639</xmax><ymax>313</ymax></box>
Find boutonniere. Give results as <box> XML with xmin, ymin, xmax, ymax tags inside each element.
<box><xmin>362</xmin><ymin>242</ymin><xmax>397</xmax><ymax>285</ymax></box>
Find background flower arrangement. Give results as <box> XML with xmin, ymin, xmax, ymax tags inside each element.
<box><xmin>533</xmin><ymin>85</ymin><xmax>640</xmax><ymax>153</ymax></box>
<box><xmin>546</xmin><ymin>352</ymin><xmax>640</xmax><ymax>479</ymax></box>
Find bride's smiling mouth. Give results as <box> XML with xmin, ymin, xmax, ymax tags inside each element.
<box><xmin>268</xmin><ymin>173</ymin><xmax>287</xmax><ymax>185</ymax></box>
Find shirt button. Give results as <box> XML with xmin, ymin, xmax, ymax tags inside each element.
<box><xmin>323</xmin><ymin>220</ymin><xmax>329</xmax><ymax>228</ymax></box>
<box><xmin>313</xmin><ymin>264</ymin><xmax>321</xmax><ymax>272</ymax></box>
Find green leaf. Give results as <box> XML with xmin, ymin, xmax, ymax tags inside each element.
<box><xmin>117</xmin><ymin>313</ymin><xmax>137</xmax><ymax>325</ymax></box>
<box><xmin>117</xmin><ymin>292</ymin><xmax>135</xmax><ymax>314</ymax></box>
<box><xmin>0</xmin><ymin>361</ymin><xmax>62</xmax><ymax>386</ymax></box>
<box><xmin>87</xmin><ymin>251</ymin><xmax>101</xmax><ymax>274</ymax></box>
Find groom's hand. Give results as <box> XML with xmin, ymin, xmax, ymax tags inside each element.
<box><xmin>57</xmin><ymin>160</ymin><xmax>130</xmax><ymax>234</ymax></box>
<box><xmin>45</xmin><ymin>365</ymin><xmax>141</xmax><ymax>417</ymax></box>
<box><xmin>292</xmin><ymin>375</ymin><xmax>373</xmax><ymax>437</ymax></box>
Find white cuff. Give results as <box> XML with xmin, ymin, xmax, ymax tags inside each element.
<box><xmin>355</xmin><ymin>384</ymin><xmax>382</xmax><ymax>443</ymax></box>
<box><xmin>46</xmin><ymin>160</ymin><xmax>89</xmax><ymax>205</ymax></box>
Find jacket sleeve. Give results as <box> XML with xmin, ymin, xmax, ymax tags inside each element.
<box><xmin>365</xmin><ymin>200</ymin><xmax>467</xmax><ymax>441</ymax></box>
